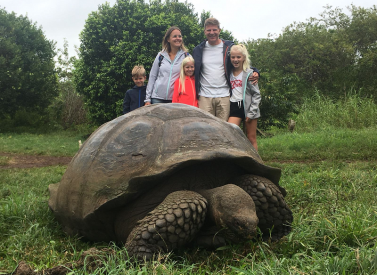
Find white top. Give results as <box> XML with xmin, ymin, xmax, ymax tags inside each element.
<box><xmin>230</xmin><ymin>71</ymin><xmax>244</xmax><ymax>102</ymax></box>
<box><xmin>199</xmin><ymin>41</ymin><xmax>230</xmax><ymax>97</ymax></box>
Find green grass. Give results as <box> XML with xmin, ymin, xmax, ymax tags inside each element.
<box><xmin>0</xmin><ymin>167</ymin><xmax>87</xmax><ymax>269</ymax></box>
<box><xmin>259</xmin><ymin>127</ymin><xmax>377</xmax><ymax>161</ymax></box>
<box><xmin>0</xmin><ymin>131</ymin><xmax>87</xmax><ymax>156</ymax></box>
<box><xmin>0</xmin><ymin>156</ymin><xmax>10</xmax><ymax>166</ymax></box>
<box><xmin>1</xmin><ymin>94</ymin><xmax>377</xmax><ymax>273</ymax></box>
<box><xmin>1</xmin><ymin>127</ymin><xmax>377</xmax><ymax>274</ymax></box>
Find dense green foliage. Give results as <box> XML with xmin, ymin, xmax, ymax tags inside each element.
<box><xmin>247</xmin><ymin>5</ymin><xmax>377</xmax><ymax>129</ymax></box>
<box><xmin>0</xmin><ymin>8</ymin><xmax>57</xmax><ymax>119</ymax></box>
<box><xmin>74</xmin><ymin>0</ymin><xmax>217</xmax><ymax>124</ymax></box>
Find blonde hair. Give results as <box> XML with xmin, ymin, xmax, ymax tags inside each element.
<box><xmin>178</xmin><ymin>56</ymin><xmax>195</xmax><ymax>94</ymax></box>
<box><xmin>131</xmin><ymin>65</ymin><xmax>146</xmax><ymax>77</ymax></box>
<box><xmin>230</xmin><ymin>44</ymin><xmax>251</xmax><ymax>72</ymax></box>
<box><xmin>204</xmin><ymin>18</ymin><xmax>220</xmax><ymax>29</ymax></box>
<box><xmin>162</xmin><ymin>26</ymin><xmax>188</xmax><ymax>53</ymax></box>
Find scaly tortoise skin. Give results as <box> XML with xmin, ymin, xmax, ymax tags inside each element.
<box><xmin>48</xmin><ymin>104</ymin><xmax>293</xmax><ymax>260</ymax></box>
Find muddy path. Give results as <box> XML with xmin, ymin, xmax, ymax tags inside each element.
<box><xmin>0</xmin><ymin>152</ymin><xmax>72</xmax><ymax>169</ymax></box>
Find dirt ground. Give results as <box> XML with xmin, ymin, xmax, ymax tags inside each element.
<box><xmin>0</xmin><ymin>152</ymin><xmax>72</xmax><ymax>169</ymax></box>
<box><xmin>9</xmin><ymin>248</ymin><xmax>106</xmax><ymax>275</ymax></box>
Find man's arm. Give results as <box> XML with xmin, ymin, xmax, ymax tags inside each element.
<box><xmin>248</xmin><ymin>67</ymin><xmax>260</xmax><ymax>84</ymax></box>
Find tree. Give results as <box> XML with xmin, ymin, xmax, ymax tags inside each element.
<box><xmin>75</xmin><ymin>0</ymin><xmax>234</xmax><ymax>124</ymax></box>
<box><xmin>248</xmin><ymin>5</ymin><xmax>377</xmax><ymax>102</ymax></box>
<box><xmin>254</xmin><ymin>20</ymin><xmax>354</xmax><ymax>99</ymax></box>
<box><xmin>49</xmin><ymin>39</ymin><xmax>88</xmax><ymax>128</ymax></box>
<box><xmin>245</xmin><ymin>4</ymin><xmax>377</xmax><ymax>130</ymax></box>
<box><xmin>346</xmin><ymin>5</ymin><xmax>377</xmax><ymax>95</ymax></box>
<box><xmin>0</xmin><ymin>8</ymin><xmax>57</xmax><ymax>118</ymax></box>
<box><xmin>245</xmin><ymin>39</ymin><xmax>299</xmax><ymax>130</ymax></box>
<box><xmin>313</xmin><ymin>4</ymin><xmax>377</xmax><ymax>97</ymax></box>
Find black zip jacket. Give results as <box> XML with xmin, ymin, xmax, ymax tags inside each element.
<box><xmin>123</xmin><ymin>85</ymin><xmax>147</xmax><ymax>114</ymax></box>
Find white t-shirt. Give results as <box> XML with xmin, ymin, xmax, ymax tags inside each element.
<box><xmin>230</xmin><ymin>71</ymin><xmax>244</xmax><ymax>102</ymax></box>
<box><xmin>199</xmin><ymin>41</ymin><xmax>230</xmax><ymax>97</ymax></box>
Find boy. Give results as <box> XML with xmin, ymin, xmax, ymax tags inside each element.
<box><xmin>123</xmin><ymin>65</ymin><xmax>147</xmax><ymax>114</ymax></box>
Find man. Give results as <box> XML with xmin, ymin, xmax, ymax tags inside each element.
<box><xmin>193</xmin><ymin>18</ymin><xmax>259</xmax><ymax>121</ymax></box>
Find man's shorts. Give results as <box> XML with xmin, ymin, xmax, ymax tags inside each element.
<box><xmin>198</xmin><ymin>96</ymin><xmax>230</xmax><ymax>121</ymax></box>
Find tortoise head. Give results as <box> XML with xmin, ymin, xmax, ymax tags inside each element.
<box><xmin>198</xmin><ymin>184</ymin><xmax>259</xmax><ymax>239</ymax></box>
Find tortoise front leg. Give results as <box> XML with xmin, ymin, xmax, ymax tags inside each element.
<box><xmin>232</xmin><ymin>175</ymin><xmax>293</xmax><ymax>241</ymax></box>
<box><xmin>124</xmin><ymin>191</ymin><xmax>207</xmax><ymax>261</ymax></box>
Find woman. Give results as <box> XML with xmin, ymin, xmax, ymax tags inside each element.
<box><xmin>145</xmin><ymin>26</ymin><xmax>190</xmax><ymax>105</ymax></box>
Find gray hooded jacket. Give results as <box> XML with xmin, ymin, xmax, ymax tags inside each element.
<box><xmin>145</xmin><ymin>49</ymin><xmax>189</xmax><ymax>102</ymax></box>
<box><xmin>242</xmin><ymin>68</ymin><xmax>261</xmax><ymax>120</ymax></box>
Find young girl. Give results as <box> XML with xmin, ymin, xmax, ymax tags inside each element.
<box><xmin>172</xmin><ymin>56</ymin><xmax>198</xmax><ymax>107</ymax></box>
<box><xmin>228</xmin><ymin>44</ymin><xmax>261</xmax><ymax>151</ymax></box>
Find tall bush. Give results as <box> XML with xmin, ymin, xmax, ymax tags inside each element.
<box><xmin>0</xmin><ymin>8</ymin><xmax>57</xmax><ymax>119</ymax></box>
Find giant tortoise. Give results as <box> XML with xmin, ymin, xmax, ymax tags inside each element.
<box><xmin>48</xmin><ymin>104</ymin><xmax>293</xmax><ymax>260</ymax></box>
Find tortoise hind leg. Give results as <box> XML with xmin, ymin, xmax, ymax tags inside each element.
<box><xmin>232</xmin><ymin>175</ymin><xmax>293</xmax><ymax>241</ymax></box>
<box><xmin>124</xmin><ymin>191</ymin><xmax>207</xmax><ymax>261</ymax></box>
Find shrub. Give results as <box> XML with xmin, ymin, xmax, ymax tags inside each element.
<box><xmin>295</xmin><ymin>91</ymin><xmax>377</xmax><ymax>131</ymax></box>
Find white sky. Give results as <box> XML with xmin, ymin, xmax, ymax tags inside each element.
<box><xmin>1</xmin><ymin>0</ymin><xmax>375</xmax><ymax>58</ymax></box>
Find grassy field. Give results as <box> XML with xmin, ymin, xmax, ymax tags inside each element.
<box><xmin>1</xmin><ymin>94</ymin><xmax>377</xmax><ymax>274</ymax></box>
<box><xmin>0</xmin><ymin>131</ymin><xmax>87</xmax><ymax>157</ymax></box>
<box><xmin>1</xmin><ymin>126</ymin><xmax>376</xmax><ymax>274</ymax></box>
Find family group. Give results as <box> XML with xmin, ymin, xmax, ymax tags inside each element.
<box><xmin>122</xmin><ymin>18</ymin><xmax>261</xmax><ymax>151</ymax></box>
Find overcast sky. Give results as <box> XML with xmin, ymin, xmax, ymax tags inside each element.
<box><xmin>1</xmin><ymin>0</ymin><xmax>375</xmax><ymax>57</ymax></box>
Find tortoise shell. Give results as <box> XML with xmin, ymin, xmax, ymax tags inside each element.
<box><xmin>48</xmin><ymin>104</ymin><xmax>282</xmax><ymax>241</ymax></box>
